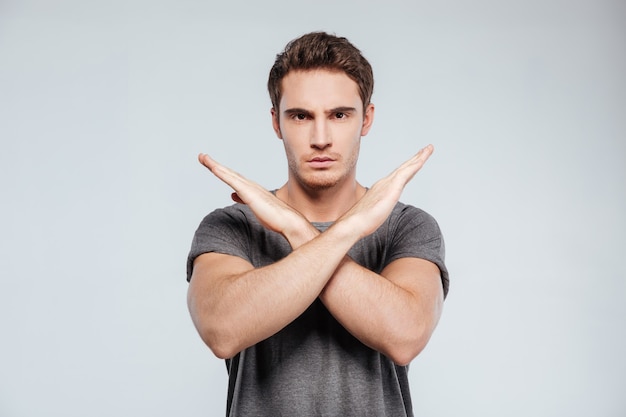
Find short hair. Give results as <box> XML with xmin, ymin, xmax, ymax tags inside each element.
<box><xmin>268</xmin><ymin>32</ymin><xmax>374</xmax><ymax>112</ymax></box>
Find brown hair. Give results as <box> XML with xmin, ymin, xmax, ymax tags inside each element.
<box><xmin>268</xmin><ymin>32</ymin><xmax>374</xmax><ymax>112</ymax></box>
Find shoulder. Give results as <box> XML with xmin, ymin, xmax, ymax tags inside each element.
<box><xmin>197</xmin><ymin>203</ymin><xmax>259</xmax><ymax>231</ymax></box>
<box><xmin>202</xmin><ymin>203</ymin><xmax>253</xmax><ymax>222</ymax></box>
<box><xmin>190</xmin><ymin>203</ymin><xmax>259</xmax><ymax>262</ymax></box>
<box><xmin>387</xmin><ymin>201</ymin><xmax>442</xmax><ymax>234</ymax></box>
<box><xmin>188</xmin><ymin>204</ymin><xmax>258</xmax><ymax>281</ymax></box>
<box><xmin>387</xmin><ymin>201</ymin><xmax>449</xmax><ymax>297</ymax></box>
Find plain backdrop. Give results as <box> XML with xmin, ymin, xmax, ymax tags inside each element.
<box><xmin>1</xmin><ymin>0</ymin><xmax>624</xmax><ymax>416</ymax></box>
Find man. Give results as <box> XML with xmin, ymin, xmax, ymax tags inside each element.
<box><xmin>187</xmin><ymin>32</ymin><xmax>449</xmax><ymax>416</ymax></box>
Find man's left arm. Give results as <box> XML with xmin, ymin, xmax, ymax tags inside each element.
<box><xmin>197</xmin><ymin>146</ymin><xmax>444</xmax><ymax>365</ymax></box>
<box><xmin>320</xmin><ymin>256</ymin><xmax>444</xmax><ymax>366</ymax></box>
<box><xmin>276</xmin><ymin>218</ymin><xmax>445</xmax><ymax>366</ymax></box>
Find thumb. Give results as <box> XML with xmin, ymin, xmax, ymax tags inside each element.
<box><xmin>231</xmin><ymin>192</ymin><xmax>245</xmax><ymax>204</ymax></box>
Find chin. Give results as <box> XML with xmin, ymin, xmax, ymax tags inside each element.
<box><xmin>305</xmin><ymin>182</ymin><xmax>338</xmax><ymax>191</ymax></box>
<box><xmin>300</xmin><ymin>173</ymin><xmax>343</xmax><ymax>191</ymax></box>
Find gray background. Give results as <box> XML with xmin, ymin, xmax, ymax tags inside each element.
<box><xmin>1</xmin><ymin>0</ymin><xmax>624</xmax><ymax>416</ymax></box>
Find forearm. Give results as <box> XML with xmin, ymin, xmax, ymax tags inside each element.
<box><xmin>281</xmin><ymin>217</ymin><xmax>442</xmax><ymax>365</ymax></box>
<box><xmin>191</xmin><ymin>147</ymin><xmax>439</xmax><ymax>359</ymax></box>
<box><xmin>280</xmin><ymin>208</ymin><xmax>442</xmax><ymax>365</ymax></box>
<box><xmin>190</xmin><ymin>220</ymin><xmax>361</xmax><ymax>359</ymax></box>
<box><xmin>320</xmin><ymin>258</ymin><xmax>443</xmax><ymax>365</ymax></box>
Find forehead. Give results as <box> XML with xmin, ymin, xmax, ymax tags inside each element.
<box><xmin>279</xmin><ymin>69</ymin><xmax>362</xmax><ymax>111</ymax></box>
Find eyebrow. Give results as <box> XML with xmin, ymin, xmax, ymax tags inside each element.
<box><xmin>283</xmin><ymin>106</ymin><xmax>357</xmax><ymax>117</ymax></box>
<box><xmin>328</xmin><ymin>106</ymin><xmax>357</xmax><ymax>115</ymax></box>
<box><xmin>283</xmin><ymin>108</ymin><xmax>312</xmax><ymax>118</ymax></box>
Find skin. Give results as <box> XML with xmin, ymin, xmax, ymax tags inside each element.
<box><xmin>187</xmin><ymin>69</ymin><xmax>444</xmax><ymax>366</ymax></box>
<box><xmin>271</xmin><ymin>70</ymin><xmax>372</xmax><ymax>222</ymax></box>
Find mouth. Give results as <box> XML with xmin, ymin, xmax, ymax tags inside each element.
<box><xmin>310</xmin><ymin>156</ymin><xmax>333</xmax><ymax>162</ymax></box>
<box><xmin>307</xmin><ymin>156</ymin><xmax>335</xmax><ymax>168</ymax></box>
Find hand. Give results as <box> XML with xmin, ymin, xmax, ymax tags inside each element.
<box><xmin>338</xmin><ymin>145</ymin><xmax>434</xmax><ymax>238</ymax></box>
<box><xmin>198</xmin><ymin>154</ymin><xmax>310</xmax><ymax>240</ymax></box>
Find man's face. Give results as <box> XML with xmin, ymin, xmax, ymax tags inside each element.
<box><xmin>272</xmin><ymin>69</ymin><xmax>374</xmax><ymax>191</ymax></box>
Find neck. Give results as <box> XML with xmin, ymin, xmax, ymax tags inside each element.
<box><xmin>276</xmin><ymin>180</ymin><xmax>366</xmax><ymax>223</ymax></box>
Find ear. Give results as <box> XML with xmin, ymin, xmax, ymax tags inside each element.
<box><xmin>360</xmin><ymin>103</ymin><xmax>375</xmax><ymax>137</ymax></box>
<box><xmin>271</xmin><ymin>107</ymin><xmax>283</xmax><ymax>139</ymax></box>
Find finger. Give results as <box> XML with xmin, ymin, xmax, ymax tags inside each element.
<box><xmin>419</xmin><ymin>144</ymin><xmax>434</xmax><ymax>162</ymax></box>
<box><xmin>198</xmin><ymin>153</ymin><xmax>247</xmax><ymax>188</ymax></box>
<box><xmin>231</xmin><ymin>192</ymin><xmax>245</xmax><ymax>204</ymax></box>
<box><xmin>198</xmin><ymin>153</ymin><xmax>236</xmax><ymax>176</ymax></box>
<box><xmin>408</xmin><ymin>144</ymin><xmax>434</xmax><ymax>165</ymax></box>
<box><xmin>198</xmin><ymin>153</ymin><xmax>218</xmax><ymax>172</ymax></box>
<box><xmin>386</xmin><ymin>145</ymin><xmax>434</xmax><ymax>187</ymax></box>
<box><xmin>394</xmin><ymin>145</ymin><xmax>432</xmax><ymax>170</ymax></box>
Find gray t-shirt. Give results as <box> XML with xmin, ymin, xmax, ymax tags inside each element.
<box><xmin>187</xmin><ymin>201</ymin><xmax>448</xmax><ymax>417</ymax></box>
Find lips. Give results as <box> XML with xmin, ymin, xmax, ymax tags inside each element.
<box><xmin>307</xmin><ymin>155</ymin><xmax>335</xmax><ymax>168</ymax></box>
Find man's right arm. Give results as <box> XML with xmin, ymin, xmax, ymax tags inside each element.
<box><xmin>187</xmin><ymin>215</ymin><xmax>360</xmax><ymax>359</ymax></box>
<box><xmin>187</xmin><ymin>147</ymin><xmax>434</xmax><ymax>359</ymax></box>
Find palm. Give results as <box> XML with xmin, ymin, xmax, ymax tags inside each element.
<box><xmin>198</xmin><ymin>154</ymin><xmax>303</xmax><ymax>235</ymax></box>
<box><xmin>198</xmin><ymin>144</ymin><xmax>433</xmax><ymax>241</ymax></box>
<box><xmin>341</xmin><ymin>145</ymin><xmax>433</xmax><ymax>237</ymax></box>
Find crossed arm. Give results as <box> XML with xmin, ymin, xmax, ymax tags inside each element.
<box><xmin>187</xmin><ymin>146</ymin><xmax>444</xmax><ymax>365</ymax></box>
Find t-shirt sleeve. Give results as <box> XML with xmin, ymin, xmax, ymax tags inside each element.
<box><xmin>186</xmin><ymin>206</ymin><xmax>251</xmax><ymax>282</ymax></box>
<box><xmin>387</xmin><ymin>204</ymin><xmax>449</xmax><ymax>298</ymax></box>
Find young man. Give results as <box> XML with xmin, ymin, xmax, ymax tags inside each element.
<box><xmin>187</xmin><ymin>32</ymin><xmax>449</xmax><ymax>417</ymax></box>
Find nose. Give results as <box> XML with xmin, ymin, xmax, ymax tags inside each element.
<box><xmin>310</xmin><ymin>119</ymin><xmax>331</xmax><ymax>150</ymax></box>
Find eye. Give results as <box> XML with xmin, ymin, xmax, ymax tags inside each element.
<box><xmin>293</xmin><ymin>113</ymin><xmax>307</xmax><ymax>120</ymax></box>
<box><xmin>334</xmin><ymin>112</ymin><xmax>345</xmax><ymax>119</ymax></box>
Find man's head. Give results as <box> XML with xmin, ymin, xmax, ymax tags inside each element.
<box><xmin>268</xmin><ymin>32</ymin><xmax>374</xmax><ymax>113</ymax></box>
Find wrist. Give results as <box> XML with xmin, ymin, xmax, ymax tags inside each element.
<box><xmin>326</xmin><ymin>215</ymin><xmax>363</xmax><ymax>247</ymax></box>
<box><xmin>282</xmin><ymin>218</ymin><xmax>319</xmax><ymax>249</ymax></box>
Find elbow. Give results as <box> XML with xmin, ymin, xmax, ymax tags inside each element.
<box><xmin>388</xmin><ymin>352</ymin><xmax>414</xmax><ymax>367</ymax></box>
<box><xmin>386</xmin><ymin>341</ymin><xmax>424</xmax><ymax>366</ymax></box>
<box><xmin>188</xmin><ymin>293</ymin><xmax>242</xmax><ymax>359</ymax></box>
<box><xmin>388</xmin><ymin>300</ymin><xmax>444</xmax><ymax>366</ymax></box>
<box><xmin>385</xmin><ymin>324</ymin><xmax>434</xmax><ymax>366</ymax></box>
<box><xmin>197</xmin><ymin>324</ymin><xmax>242</xmax><ymax>360</ymax></box>
<box><xmin>189</xmin><ymin>306</ymin><xmax>241</xmax><ymax>359</ymax></box>
<box><xmin>208</xmin><ymin>340</ymin><xmax>239</xmax><ymax>360</ymax></box>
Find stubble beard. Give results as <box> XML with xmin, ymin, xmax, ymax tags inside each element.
<box><xmin>288</xmin><ymin>148</ymin><xmax>360</xmax><ymax>192</ymax></box>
